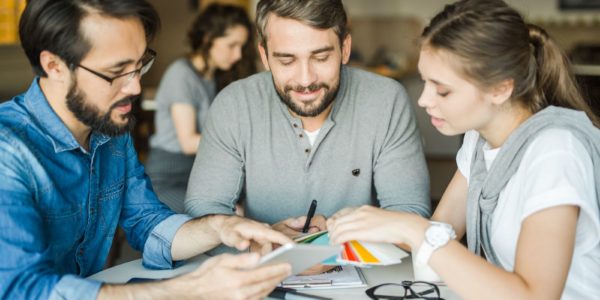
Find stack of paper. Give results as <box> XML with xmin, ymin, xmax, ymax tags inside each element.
<box><xmin>281</xmin><ymin>265</ymin><xmax>367</xmax><ymax>289</ymax></box>
<box><xmin>294</xmin><ymin>231</ymin><xmax>409</xmax><ymax>267</ymax></box>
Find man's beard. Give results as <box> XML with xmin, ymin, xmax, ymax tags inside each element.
<box><xmin>274</xmin><ymin>71</ymin><xmax>341</xmax><ymax>118</ymax></box>
<box><xmin>66</xmin><ymin>80</ymin><xmax>136</xmax><ymax>137</ymax></box>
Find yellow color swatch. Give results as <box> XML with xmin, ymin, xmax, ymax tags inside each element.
<box><xmin>350</xmin><ymin>241</ymin><xmax>380</xmax><ymax>264</ymax></box>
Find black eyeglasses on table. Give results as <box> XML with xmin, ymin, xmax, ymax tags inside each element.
<box><xmin>365</xmin><ymin>280</ymin><xmax>445</xmax><ymax>300</ymax></box>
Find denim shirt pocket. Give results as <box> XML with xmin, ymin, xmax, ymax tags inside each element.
<box><xmin>99</xmin><ymin>179</ymin><xmax>125</xmax><ymax>201</ymax></box>
<box><xmin>41</xmin><ymin>205</ymin><xmax>82</xmax><ymax>256</ymax></box>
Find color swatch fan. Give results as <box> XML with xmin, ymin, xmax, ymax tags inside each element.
<box><xmin>295</xmin><ymin>231</ymin><xmax>409</xmax><ymax>267</ymax></box>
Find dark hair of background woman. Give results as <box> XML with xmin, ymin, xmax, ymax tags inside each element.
<box><xmin>188</xmin><ymin>3</ymin><xmax>256</xmax><ymax>92</ymax></box>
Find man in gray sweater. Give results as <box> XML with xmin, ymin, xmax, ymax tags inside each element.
<box><xmin>185</xmin><ymin>0</ymin><xmax>430</xmax><ymax>240</ymax></box>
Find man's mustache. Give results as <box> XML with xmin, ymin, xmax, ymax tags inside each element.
<box><xmin>110</xmin><ymin>95</ymin><xmax>139</xmax><ymax>110</ymax></box>
<box><xmin>285</xmin><ymin>83</ymin><xmax>329</xmax><ymax>93</ymax></box>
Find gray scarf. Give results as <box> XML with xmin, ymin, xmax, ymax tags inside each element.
<box><xmin>466</xmin><ymin>106</ymin><xmax>600</xmax><ymax>266</ymax></box>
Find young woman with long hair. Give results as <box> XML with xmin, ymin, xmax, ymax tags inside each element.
<box><xmin>146</xmin><ymin>3</ymin><xmax>256</xmax><ymax>212</ymax></box>
<box><xmin>328</xmin><ymin>1</ymin><xmax>600</xmax><ymax>299</ymax></box>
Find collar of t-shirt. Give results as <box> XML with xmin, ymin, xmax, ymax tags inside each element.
<box><xmin>304</xmin><ymin>128</ymin><xmax>321</xmax><ymax>146</ymax></box>
<box><xmin>482</xmin><ymin>142</ymin><xmax>500</xmax><ymax>171</ymax></box>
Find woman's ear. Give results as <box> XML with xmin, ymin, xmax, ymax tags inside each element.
<box><xmin>489</xmin><ymin>79</ymin><xmax>514</xmax><ymax>105</ymax></box>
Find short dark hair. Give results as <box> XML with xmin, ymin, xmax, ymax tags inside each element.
<box><xmin>19</xmin><ymin>0</ymin><xmax>160</xmax><ymax>77</ymax></box>
<box><xmin>255</xmin><ymin>0</ymin><xmax>348</xmax><ymax>49</ymax></box>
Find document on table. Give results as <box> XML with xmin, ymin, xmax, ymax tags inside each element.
<box><xmin>280</xmin><ymin>265</ymin><xmax>367</xmax><ymax>289</ymax></box>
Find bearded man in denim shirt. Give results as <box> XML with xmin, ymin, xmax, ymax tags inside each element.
<box><xmin>0</xmin><ymin>1</ymin><xmax>292</xmax><ymax>299</ymax></box>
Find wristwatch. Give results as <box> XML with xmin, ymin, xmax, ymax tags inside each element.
<box><xmin>415</xmin><ymin>221</ymin><xmax>456</xmax><ymax>265</ymax></box>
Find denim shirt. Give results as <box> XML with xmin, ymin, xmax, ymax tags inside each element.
<box><xmin>0</xmin><ymin>79</ymin><xmax>192</xmax><ymax>300</ymax></box>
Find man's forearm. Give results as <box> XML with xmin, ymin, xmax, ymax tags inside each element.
<box><xmin>98</xmin><ymin>277</ymin><xmax>201</xmax><ymax>300</ymax></box>
<box><xmin>98</xmin><ymin>282</ymin><xmax>166</xmax><ymax>300</ymax></box>
<box><xmin>170</xmin><ymin>214</ymin><xmax>231</xmax><ymax>261</ymax></box>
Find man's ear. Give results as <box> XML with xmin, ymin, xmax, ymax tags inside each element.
<box><xmin>489</xmin><ymin>78</ymin><xmax>514</xmax><ymax>105</ymax></box>
<box><xmin>341</xmin><ymin>34</ymin><xmax>352</xmax><ymax>65</ymax></box>
<box><xmin>39</xmin><ymin>50</ymin><xmax>69</xmax><ymax>81</ymax></box>
<box><xmin>258</xmin><ymin>42</ymin><xmax>270</xmax><ymax>71</ymax></box>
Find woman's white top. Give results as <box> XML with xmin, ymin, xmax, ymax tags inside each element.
<box><xmin>457</xmin><ymin>129</ymin><xmax>600</xmax><ymax>300</ymax></box>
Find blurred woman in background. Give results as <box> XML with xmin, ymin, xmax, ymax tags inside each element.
<box><xmin>146</xmin><ymin>3</ymin><xmax>256</xmax><ymax>212</ymax></box>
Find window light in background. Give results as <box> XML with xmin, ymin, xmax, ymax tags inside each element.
<box><xmin>0</xmin><ymin>0</ymin><xmax>26</xmax><ymax>45</ymax></box>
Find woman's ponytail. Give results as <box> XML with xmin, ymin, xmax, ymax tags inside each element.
<box><xmin>528</xmin><ymin>24</ymin><xmax>599</xmax><ymax>127</ymax></box>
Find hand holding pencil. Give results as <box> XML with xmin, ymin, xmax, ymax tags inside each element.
<box><xmin>272</xmin><ymin>200</ymin><xmax>326</xmax><ymax>238</ymax></box>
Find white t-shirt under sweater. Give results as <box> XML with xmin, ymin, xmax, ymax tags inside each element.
<box><xmin>457</xmin><ymin>129</ymin><xmax>600</xmax><ymax>300</ymax></box>
<box><xmin>304</xmin><ymin>128</ymin><xmax>321</xmax><ymax>146</ymax></box>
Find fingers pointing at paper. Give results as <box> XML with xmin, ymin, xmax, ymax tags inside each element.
<box><xmin>216</xmin><ymin>215</ymin><xmax>293</xmax><ymax>252</ymax></box>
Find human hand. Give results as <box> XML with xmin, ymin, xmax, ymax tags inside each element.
<box><xmin>327</xmin><ymin>205</ymin><xmax>428</xmax><ymax>249</ymax></box>
<box><xmin>212</xmin><ymin>215</ymin><xmax>293</xmax><ymax>254</ymax></box>
<box><xmin>234</xmin><ymin>203</ymin><xmax>245</xmax><ymax>217</ymax></box>
<box><xmin>181</xmin><ymin>253</ymin><xmax>291</xmax><ymax>300</ymax></box>
<box><xmin>272</xmin><ymin>214</ymin><xmax>327</xmax><ymax>239</ymax></box>
<box><xmin>326</xmin><ymin>206</ymin><xmax>358</xmax><ymax>222</ymax></box>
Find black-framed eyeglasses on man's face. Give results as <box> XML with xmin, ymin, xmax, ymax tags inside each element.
<box><xmin>77</xmin><ymin>48</ymin><xmax>156</xmax><ymax>89</ymax></box>
<box><xmin>365</xmin><ymin>281</ymin><xmax>445</xmax><ymax>300</ymax></box>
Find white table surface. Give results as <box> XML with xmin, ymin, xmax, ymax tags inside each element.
<box><xmin>89</xmin><ymin>254</ymin><xmax>460</xmax><ymax>299</ymax></box>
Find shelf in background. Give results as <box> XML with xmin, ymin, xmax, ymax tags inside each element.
<box><xmin>573</xmin><ymin>64</ymin><xmax>600</xmax><ymax>77</ymax></box>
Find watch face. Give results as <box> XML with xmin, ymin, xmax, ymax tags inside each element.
<box><xmin>426</xmin><ymin>225</ymin><xmax>451</xmax><ymax>246</ymax></box>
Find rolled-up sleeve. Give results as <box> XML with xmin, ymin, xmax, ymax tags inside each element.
<box><xmin>49</xmin><ymin>275</ymin><xmax>101</xmax><ymax>300</ymax></box>
<box><xmin>142</xmin><ymin>214</ymin><xmax>192</xmax><ymax>269</ymax></box>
